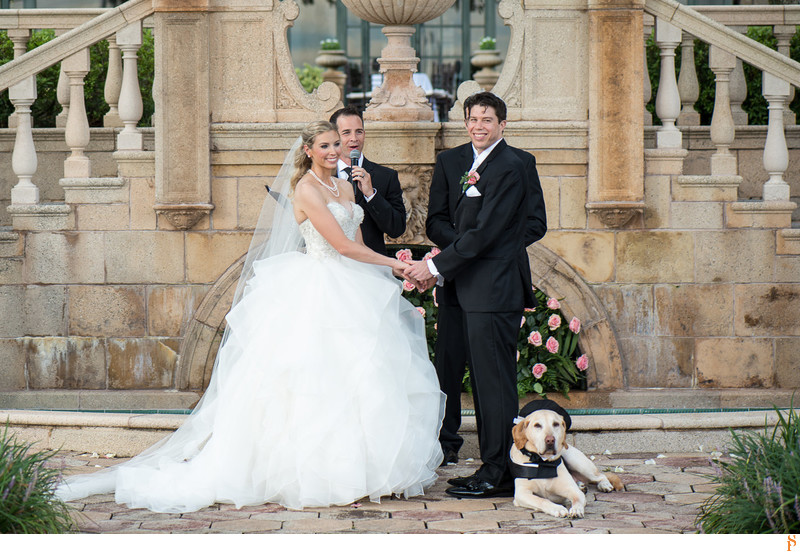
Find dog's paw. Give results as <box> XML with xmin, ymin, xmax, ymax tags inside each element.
<box><xmin>576</xmin><ymin>480</ymin><xmax>587</xmax><ymax>493</ymax></box>
<box><xmin>567</xmin><ymin>505</ymin><xmax>585</xmax><ymax>518</ymax></box>
<box><xmin>597</xmin><ymin>478</ymin><xmax>615</xmax><ymax>493</ymax></box>
<box><xmin>547</xmin><ymin>505</ymin><xmax>570</xmax><ymax>518</ymax></box>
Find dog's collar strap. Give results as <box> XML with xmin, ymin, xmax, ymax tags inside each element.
<box><xmin>510</xmin><ymin>448</ymin><xmax>562</xmax><ymax>480</ymax></box>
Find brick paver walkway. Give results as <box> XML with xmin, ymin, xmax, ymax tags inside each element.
<box><xmin>56</xmin><ymin>451</ymin><xmax>717</xmax><ymax>534</ymax></box>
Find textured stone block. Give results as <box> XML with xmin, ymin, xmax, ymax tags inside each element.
<box><xmin>694</xmin><ymin>230</ymin><xmax>774</xmax><ymax>283</ymax></box>
<box><xmin>616</xmin><ymin>232</ymin><xmax>694</xmax><ymax>283</ymax></box>
<box><xmin>654</xmin><ymin>284</ymin><xmax>734</xmax><ymax>337</ymax></box>
<box><xmin>559</xmin><ymin>177</ymin><xmax>587</xmax><ymax>229</ymax></box>
<box><xmin>726</xmin><ymin>202</ymin><xmax>795</xmax><ymax>229</ymax></box>
<box><xmin>107</xmin><ymin>338</ymin><xmax>178</xmax><ymax>390</ymax></box>
<box><xmin>26</xmin><ymin>337</ymin><xmax>107</xmax><ymax>389</ymax></box>
<box><xmin>644</xmin><ymin>149</ymin><xmax>687</xmax><ymax>176</ymax></box>
<box><xmin>211</xmin><ymin>177</ymin><xmax>238</xmax><ymax>230</ymax></box>
<box><xmin>620</xmin><ymin>337</ymin><xmax>694</xmax><ymax>388</ymax></box>
<box><xmin>24</xmin><ymin>232</ymin><xmax>105</xmax><ymax>284</ymax></box>
<box><xmin>775</xmin><ymin>338</ymin><xmax>800</xmax><ymax>388</ymax></box>
<box><xmin>540</xmin><ymin>231</ymin><xmax>614</xmax><ymax>283</ymax></box>
<box><xmin>775</xmin><ymin>257</ymin><xmax>800</xmax><ymax>283</ymax></box>
<box><xmin>0</xmin><ymin>258</ymin><xmax>22</xmax><ymax>285</ymax></box>
<box><xmin>777</xmin><ymin>229</ymin><xmax>800</xmax><ymax>256</ymax></box>
<box><xmin>593</xmin><ymin>284</ymin><xmax>654</xmax><ymax>337</ymax></box>
<box><xmin>673</xmin><ymin>175</ymin><xmax>740</xmax><ymax>202</ymax></box>
<box><xmin>24</xmin><ymin>285</ymin><xmax>68</xmax><ymax>336</ymax></box>
<box><xmin>237</xmin><ymin>177</ymin><xmax>271</xmax><ymax>230</ymax></box>
<box><xmin>0</xmin><ymin>339</ymin><xmax>26</xmax><ymax>390</ymax></box>
<box><xmin>643</xmin><ymin>175</ymin><xmax>670</xmax><ymax>229</ymax></box>
<box><xmin>75</xmin><ymin>204</ymin><xmax>130</xmax><ymax>231</ymax></box>
<box><xmin>695</xmin><ymin>338</ymin><xmax>773</xmax><ymax>388</ymax></box>
<box><xmin>68</xmin><ymin>286</ymin><xmax>146</xmax><ymax>337</ymax></box>
<box><xmin>130</xmin><ymin>177</ymin><xmax>157</xmax><ymax>230</ymax></box>
<box><xmin>104</xmin><ymin>231</ymin><xmax>185</xmax><ymax>284</ymax></box>
<box><xmin>670</xmin><ymin>202</ymin><xmax>723</xmax><ymax>229</ymax></box>
<box><xmin>186</xmin><ymin>232</ymin><xmax>252</xmax><ymax>284</ymax></box>
<box><xmin>735</xmin><ymin>284</ymin><xmax>800</xmax><ymax>337</ymax></box>
<box><xmin>540</xmin><ymin>176</ymin><xmax>560</xmax><ymax>231</ymax></box>
<box><xmin>0</xmin><ymin>286</ymin><xmax>24</xmax><ymax>337</ymax></box>
<box><xmin>147</xmin><ymin>285</ymin><xmax>207</xmax><ymax>337</ymax></box>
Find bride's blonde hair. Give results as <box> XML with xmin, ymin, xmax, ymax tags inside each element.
<box><xmin>290</xmin><ymin>120</ymin><xmax>338</xmax><ymax>191</ymax></box>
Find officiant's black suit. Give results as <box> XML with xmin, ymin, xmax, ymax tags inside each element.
<box><xmin>426</xmin><ymin>139</ymin><xmax>543</xmax><ymax>486</ymax></box>
<box><xmin>355</xmin><ymin>158</ymin><xmax>405</xmax><ymax>256</ymax></box>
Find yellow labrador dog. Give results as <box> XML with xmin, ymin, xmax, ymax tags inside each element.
<box><xmin>510</xmin><ymin>400</ymin><xmax>622</xmax><ymax>518</ymax></box>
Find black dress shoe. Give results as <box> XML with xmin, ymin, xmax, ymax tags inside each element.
<box><xmin>445</xmin><ymin>479</ymin><xmax>514</xmax><ymax>499</ymax></box>
<box><xmin>440</xmin><ymin>450</ymin><xmax>458</xmax><ymax>467</ymax></box>
<box><xmin>447</xmin><ymin>472</ymin><xmax>478</xmax><ymax>487</ymax></box>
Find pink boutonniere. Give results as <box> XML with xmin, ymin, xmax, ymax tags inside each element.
<box><xmin>459</xmin><ymin>170</ymin><xmax>480</xmax><ymax>193</ymax></box>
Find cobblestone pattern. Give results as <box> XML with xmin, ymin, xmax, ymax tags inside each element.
<box><xmin>56</xmin><ymin>452</ymin><xmax>717</xmax><ymax>534</ymax></box>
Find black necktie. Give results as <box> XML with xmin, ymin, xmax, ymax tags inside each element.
<box><xmin>344</xmin><ymin>167</ymin><xmax>359</xmax><ymax>197</ymax></box>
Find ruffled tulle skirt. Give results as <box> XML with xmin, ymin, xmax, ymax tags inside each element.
<box><xmin>57</xmin><ymin>252</ymin><xmax>444</xmax><ymax>512</ymax></box>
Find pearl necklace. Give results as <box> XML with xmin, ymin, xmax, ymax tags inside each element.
<box><xmin>307</xmin><ymin>170</ymin><xmax>339</xmax><ymax>197</ymax></box>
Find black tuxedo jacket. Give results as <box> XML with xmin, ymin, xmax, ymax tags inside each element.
<box><xmin>426</xmin><ymin>139</ymin><xmax>539</xmax><ymax>313</ymax></box>
<box><xmin>355</xmin><ymin>157</ymin><xmax>406</xmax><ymax>256</ymax></box>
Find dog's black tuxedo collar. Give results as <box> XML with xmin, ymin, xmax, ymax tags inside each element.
<box><xmin>510</xmin><ymin>447</ymin><xmax>562</xmax><ymax>480</ymax></box>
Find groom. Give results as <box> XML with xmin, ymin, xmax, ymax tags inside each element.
<box><xmin>405</xmin><ymin>92</ymin><xmax>539</xmax><ymax>498</ymax></box>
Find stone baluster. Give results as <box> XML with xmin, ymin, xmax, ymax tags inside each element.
<box><xmin>62</xmin><ymin>49</ymin><xmax>92</xmax><ymax>178</ymax></box>
<box><xmin>104</xmin><ymin>35</ymin><xmax>124</xmax><ymax>128</ymax></box>
<box><xmin>774</xmin><ymin>25</ymin><xmax>796</xmax><ymax>125</ymax></box>
<box><xmin>6</xmin><ymin>29</ymin><xmax>30</xmax><ymax>129</ymax></box>
<box><xmin>9</xmin><ymin>76</ymin><xmax>39</xmax><ymax>205</ymax></box>
<box><xmin>677</xmin><ymin>33</ymin><xmax>700</xmax><ymax>126</ymax></box>
<box><xmin>762</xmin><ymin>72</ymin><xmax>791</xmax><ymax>201</ymax></box>
<box><xmin>643</xmin><ymin>24</ymin><xmax>652</xmax><ymax>125</ymax></box>
<box><xmin>708</xmin><ymin>45</ymin><xmax>737</xmax><ymax>176</ymax></box>
<box><xmin>654</xmin><ymin>18</ymin><xmax>682</xmax><ymax>148</ymax></box>
<box><xmin>729</xmin><ymin>26</ymin><xmax>748</xmax><ymax>125</ymax></box>
<box><xmin>55</xmin><ymin>30</ymin><xmax>70</xmax><ymax>128</ymax></box>
<box><xmin>116</xmin><ymin>21</ymin><xmax>144</xmax><ymax>150</ymax></box>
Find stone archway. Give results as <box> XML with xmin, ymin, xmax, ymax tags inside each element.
<box><xmin>178</xmin><ymin>245</ymin><xmax>624</xmax><ymax>392</ymax></box>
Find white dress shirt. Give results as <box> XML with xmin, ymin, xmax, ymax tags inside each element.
<box><xmin>337</xmin><ymin>157</ymin><xmax>376</xmax><ymax>202</ymax></box>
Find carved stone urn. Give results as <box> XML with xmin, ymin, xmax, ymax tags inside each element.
<box><xmin>341</xmin><ymin>0</ymin><xmax>456</xmax><ymax>121</ymax></box>
<box><xmin>315</xmin><ymin>48</ymin><xmax>348</xmax><ymax>100</ymax></box>
<box><xmin>471</xmin><ymin>49</ymin><xmax>503</xmax><ymax>91</ymax></box>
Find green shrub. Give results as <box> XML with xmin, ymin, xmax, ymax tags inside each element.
<box><xmin>0</xmin><ymin>426</ymin><xmax>72</xmax><ymax>534</ymax></box>
<box><xmin>295</xmin><ymin>63</ymin><xmax>323</xmax><ymax>93</ymax></box>
<box><xmin>319</xmin><ymin>38</ymin><xmax>341</xmax><ymax>51</ymax></box>
<box><xmin>697</xmin><ymin>404</ymin><xmax>800</xmax><ymax>534</ymax></box>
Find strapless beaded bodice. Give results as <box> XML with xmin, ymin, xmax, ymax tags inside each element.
<box><xmin>299</xmin><ymin>202</ymin><xmax>364</xmax><ymax>258</ymax></box>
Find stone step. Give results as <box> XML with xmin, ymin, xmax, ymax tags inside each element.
<box><xmin>7</xmin><ymin>203</ymin><xmax>74</xmax><ymax>231</ymax></box>
<box><xmin>0</xmin><ymin>227</ymin><xmax>22</xmax><ymax>258</ymax></box>
<box><xmin>60</xmin><ymin>177</ymin><xmax>127</xmax><ymax>204</ymax></box>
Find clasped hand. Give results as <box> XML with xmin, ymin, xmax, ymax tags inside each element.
<box><xmin>400</xmin><ymin>260</ymin><xmax>436</xmax><ymax>292</ymax></box>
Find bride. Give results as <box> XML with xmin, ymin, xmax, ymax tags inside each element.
<box><xmin>56</xmin><ymin>121</ymin><xmax>445</xmax><ymax>512</ymax></box>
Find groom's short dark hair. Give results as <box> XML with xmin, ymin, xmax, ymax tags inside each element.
<box><xmin>463</xmin><ymin>92</ymin><xmax>507</xmax><ymax>123</ymax></box>
<box><xmin>329</xmin><ymin>105</ymin><xmax>363</xmax><ymax>126</ymax></box>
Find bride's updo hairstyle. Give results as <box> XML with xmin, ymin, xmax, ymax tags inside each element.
<box><xmin>290</xmin><ymin>120</ymin><xmax>338</xmax><ymax>190</ymax></box>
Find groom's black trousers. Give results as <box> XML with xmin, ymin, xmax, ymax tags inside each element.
<box><xmin>436</xmin><ymin>298</ymin><xmax>520</xmax><ymax>486</ymax></box>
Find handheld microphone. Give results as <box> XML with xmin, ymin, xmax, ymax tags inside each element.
<box><xmin>349</xmin><ymin>150</ymin><xmax>361</xmax><ymax>186</ymax></box>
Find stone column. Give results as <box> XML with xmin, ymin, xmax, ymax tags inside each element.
<box><xmin>9</xmin><ymin>75</ymin><xmax>39</xmax><ymax>205</ymax></box>
<box><xmin>585</xmin><ymin>0</ymin><xmax>644</xmax><ymax>229</ymax></box>
<box><xmin>677</xmin><ymin>33</ymin><xmax>700</xmax><ymax>126</ymax></box>
<box><xmin>55</xmin><ymin>30</ymin><xmax>70</xmax><ymax>129</ymax></box>
<box><xmin>6</xmin><ymin>29</ymin><xmax>29</xmax><ymax>129</ymax></box>
<box><xmin>103</xmin><ymin>35</ymin><xmax>123</xmax><ymax>128</ymax></box>
<box><xmin>153</xmin><ymin>0</ymin><xmax>213</xmax><ymax>230</ymax></box>
<box><xmin>117</xmin><ymin>21</ymin><xmax>144</xmax><ymax>151</ymax></box>
<box><xmin>643</xmin><ymin>23</ymin><xmax>652</xmax><ymax>126</ymax></box>
<box><xmin>774</xmin><ymin>25</ymin><xmax>796</xmax><ymax>126</ymax></box>
<box><xmin>762</xmin><ymin>72</ymin><xmax>791</xmax><ymax>202</ymax></box>
<box><xmin>654</xmin><ymin>18</ymin><xmax>681</xmax><ymax>148</ymax></box>
<box><xmin>62</xmin><ymin>48</ymin><xmax>91</xmax><ymax>179</ymax></box>
<box><xmin>709</xmin><ymin>45</ymin><xmax>737</xmax><ymax>176</ymax></box>
<box><xmin>729</xmin><ymin>26</ymin><xmax>748</xmax><ymax>126</ymax></box>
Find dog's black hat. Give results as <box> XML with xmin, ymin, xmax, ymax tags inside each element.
<box><xmin>518</xmin><ymin>399</ymin><xmax>572</xmax><ymax>430</ymax></box>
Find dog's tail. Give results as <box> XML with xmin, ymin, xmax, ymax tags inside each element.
<box><xmin>606</xmin><ymin>472</ymin><xmax>624</xmax><ymax>491</ymax></box>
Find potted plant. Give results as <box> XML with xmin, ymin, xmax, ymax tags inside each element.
<box><xmin>471</xmin><ymin>36</ymin><xmax>503</xmax><ymax>91</ymax></box>
<box><xmin>314</xmin><ymin>38</ymin><xmax>348</xmax><ymax>98</ymax></box>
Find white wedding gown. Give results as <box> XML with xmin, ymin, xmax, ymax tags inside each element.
<box><xmin>57</xmin><ymin>202</ymin><xmax>445</xmax><ymax>512</ymax></box>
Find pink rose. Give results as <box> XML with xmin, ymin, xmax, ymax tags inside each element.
<box><xmin>576</xmin><ymin>354</ymin><xmax>589</xmax><ymax>372</ymax></box>
<box><xmin>547</xmin><ymin>314</ymin><xmax>561</xmax><ymax>330</ymax></box>
<box><xmin>527</xmin><ymin>331</ymin><xmax>542</xmax><ymax>347</ymax></box>
<box><xmin>402</xmin><ymin>279</ymin><xmax>415</xmax><ymax>292</ymax></box>
<box><xmin>569</xmin><ymin>317</ymin><xmax>581</xmax><ymax>334</ymax></box>
<box><xmin>524</xmin><ymin>307</ymin><xmax>536</xmax><ymax>313</ymax></box>
<box><xmin>468</xmin><ymin>171</ymin><xmax>480</xmax><ymax>185</ymax></box>
<box><xmin>423</xmin><ymin>247</ymin><xmax>441</xmax><ymax>260</ymax></box>
<box><xmin>520</xmin><ymin>316</ymin><xmax>526</xmax><ymax>328</ymax></box>
<box><xmin>416</xmin><ymin>306</ymin><xmax>426</xmax><ymax>317</ymax></box>
<box><xmin>432</xmin><ymin>287</ymin><xmax>438</xmax><ymax>307</ymax></box>
<box><xmin>395</xmin><ymin>248</ymin><xmax>413</xmax><ymax>262</ymax></box>
<box><xmin>547</xmin><ymin>297</ymin><xmax>560</xmax><ymax>310</ymax></box>
<box><xmin>532</xmin><ymin>363</ymin><xmax>547</xmax><ymax>379</ymax></box>
<box><xmin>545</xmin><ymin>336</ymin><xmax>559</xmax><ymax>354</ymax></box>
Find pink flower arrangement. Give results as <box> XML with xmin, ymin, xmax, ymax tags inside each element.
<box><xmin>532</xmin><ymin>363</ymin><xmax>547</xmax><ymax>379</ymax></box>
<box><xmin>423</xmin><ymin>247</ymin><xmax>441</xmax><ymax>260</ymax></box>
<box><xmin>576</xmin><ymin>354</ymin><xmax>589</xmax><ymax>372</ymax></box>
<box><xmin>416</xmin><ymin>306</ymin><xmax>426</xmax><ymax>317</ymax></box>
<box><xmin>547</xmin><ymin>314</ymin><xmax>561</xmax><ymax>330</ymax></box>
<box><xmin>569</xmin><ymin>317</ymin><xmax>581</xmax><ymax>334</ymax></box>
<box><xmin>527</xmin><ymin>331</ymin><xmax>542</xmax><ymax>347</ymax></box>
<box><xmin>402</xmin><ymin>280</ymin><xmax>415</xmax><ymax>292</ymax></box>
<box><xmin>395</xmin><ymin>248</ymin><xmax>413</xmax><ymax>263</ymax></box>
<box><xmin>459</xmin><ymin>170</ymin><xmax>480</xmax><ymax>192</ymax></box>
<box><xmin>546</xmin><ymin>297</ymin><xmax>561</xmax><ymax>310</ymax></box>
<box><xmin>545</xmin><ymin>336</ymin><xmax>559</xmax><ymax>354</ymax></box>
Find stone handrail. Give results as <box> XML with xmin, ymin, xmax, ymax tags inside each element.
<box><xmin>0</xmin><ymin>0</ymin><xmax>154</xmax><ymax>92</ymax></box>
<box><xmin>646</xmin><ymin>4</ymin><xmax>800</xmax><ymax>27</ymax></box>
<box><xmin>0</xmin><ymin>8</ymin><xmax>109</xmax><ymax>29</ymax></box>
<box><xmin>645</xmin><ymin>0</ymin><xmax>800</xmax><ymax>88</ymax></box>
